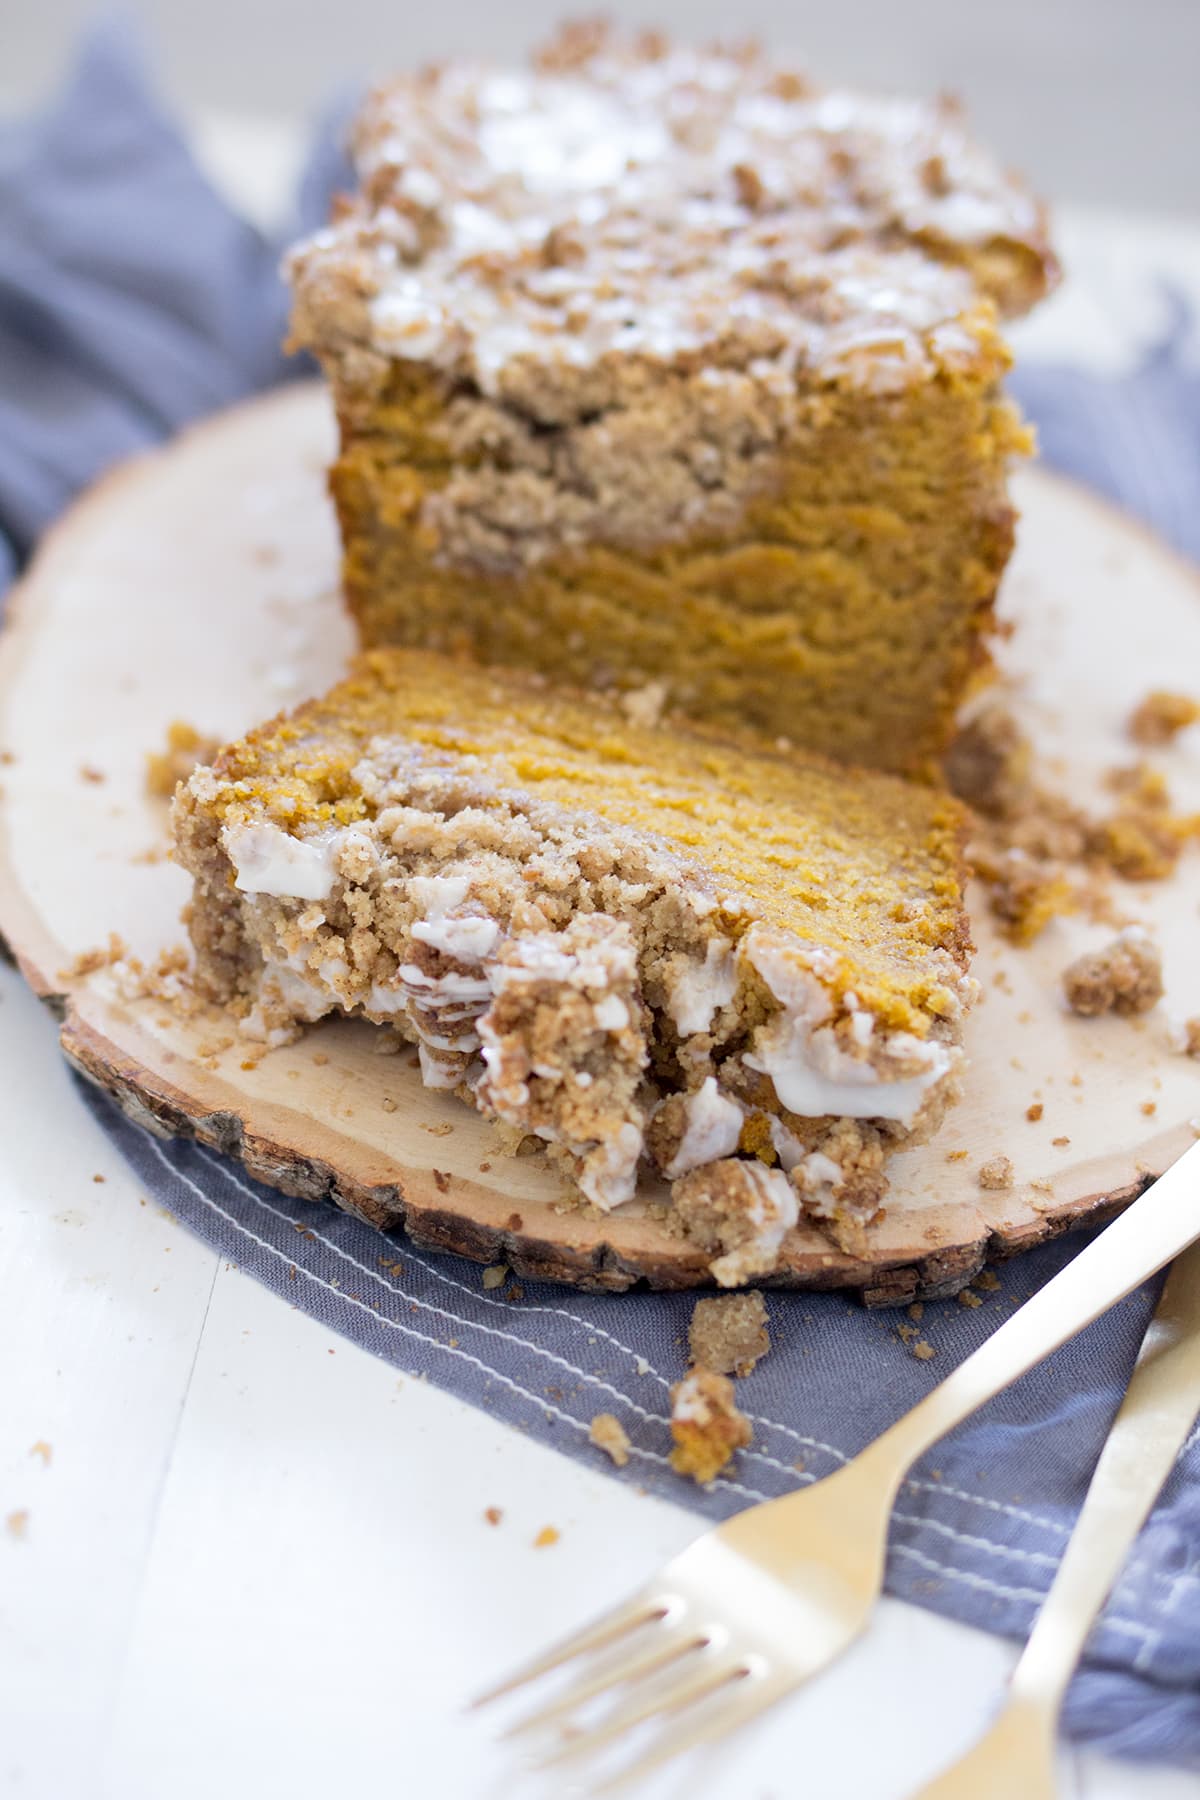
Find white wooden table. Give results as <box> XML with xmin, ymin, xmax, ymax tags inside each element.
<box><xmin>2</xmin><ymin>128</ymin><xmax>1199</xmax><ymax>1797</ymax></box>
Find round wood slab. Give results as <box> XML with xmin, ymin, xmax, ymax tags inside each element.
<box><xmin>1</xmin><ymin>383</ymin><xmax>1198</xmax><ymax>1302</ymax></box>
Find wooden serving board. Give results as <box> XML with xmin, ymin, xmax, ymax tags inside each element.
<box><xmin>1</xmin><ymin>383</ymin><xmax>1198</xmax><ymax>1303</ymax></box>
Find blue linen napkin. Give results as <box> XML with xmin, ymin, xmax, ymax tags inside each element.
<box><xmin>4</xmin><ymin>27</ymin><xmax>1200</xmax><ymax>1769</ymax></box>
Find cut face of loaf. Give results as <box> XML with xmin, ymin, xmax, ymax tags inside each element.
<box><xmin>173</xmin><ymin>650</ymin><xmax>976</xmax><ymax>1280</ymax></box>
<box><xmin>285</xmin><ymin>24</ymin><xmax>1054</xmax><ymax>772</ymax></box>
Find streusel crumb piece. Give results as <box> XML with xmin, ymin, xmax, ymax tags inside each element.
<box><xmin>977</xmin><ymin>1155</ymin><xmax>1014</xmax><ymax>1190</ymax></box>
<box><xmin>688</xmin><ymin>1291</ymin><xmax>770</xmax><ymax>1377</ymax></box>
<box><xmin>145</xmin><ymin>721</ymin><xmax>221</xmax><ymax>800</ymax></box>
<box><xmin>1062</xmin><ymin>927</ymin><xmax>1163</xmax><ymax>1018</ymax></box>
<box><xmin>944</xmin><ymin>702</ymin><xmax>1032</xmax><ymax>820</ymax></box>
<box><xmin>1128</xmin><ymin>691</ymin><xmax>1200</xmax><ymax>746</ymax></box>
<box><xmin>669</xmin><ymin>1370</ymin><xmax>752</xmax><ymax>1485</ymax></box>
<box><xmin>671</xmin><ymin>1161</ymin><xmax>797</xmax><ymax>1287</ymax></box>
<box><xmin>589</xmin><ymin>1413</ymin><xmax>632</xmax><ymax>1467</ymax></box>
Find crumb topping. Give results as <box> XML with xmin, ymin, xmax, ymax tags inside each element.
<box><xmin>977</xmin><ymin>1154</ymin><xmax>1014</xmax><ymax>1190</ymax></box>
<box><xmin>287</xmin><ymin>23</ymin><xmax>1054</xmax><ymax>415</ymax></box>
<box><xmin>145</xmin><ymin>721</ymin><xmax>222</xmax><ymax>802</ymax></box>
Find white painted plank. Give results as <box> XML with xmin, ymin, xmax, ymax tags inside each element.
<box><xmin>97</xmin><ymin>1255</ymin><xmax>1028</xmax><ymax>1800</ymax></box>
<box><xmin>0</xmin><ymin>965</ymin><xmax>218</xmax><ymax>1799</ymax></box>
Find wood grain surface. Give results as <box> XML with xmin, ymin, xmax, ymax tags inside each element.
<box><xmin>1</xmin><ymin>383</ymin><xmax>1197</xmax><ymax>1300</ymax></box>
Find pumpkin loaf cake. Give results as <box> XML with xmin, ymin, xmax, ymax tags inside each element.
<box><xmin>173</xmin><ymin>649</ymin><xmax>976</xmax><ymax>1276</ymax></box>
<box><xmin>286</xmin><ymin>22</ymin><xmax>1056</xmax><ymax>773</ymax></box>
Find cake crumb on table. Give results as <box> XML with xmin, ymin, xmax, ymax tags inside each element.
<box><xmin>482</xmin><ymin>1265</ymin><xmax>508</xmax><ymax>1289</ymax></box>
<box><xmin>589</xmin><ymin>1413</ymin><xmax>632</xmax><ymax>1467</ymax></box>
<box><xmin>910</xmin><ymin>1339</ymin><xmax>936</xmax><ymax>1360</ymax></box>
<box><xmin>669</xmin><ymin>1370</ymin><xmax>752</xmax><ymax>1485</ymax></box>
<box><xmin>978</xmin><ymin>1155</ymin><xmax>1014</xmax><ymax>1189</ymax></box>
<box><xmin>483</xmin><ymin>1506</ymin><xmax>502</xmax><ymax>1526</ymax></box>
<box><xmin>29</xmin><ymin>1441</ymin><xmax>52</xmax><ymax>1465</ymax></box>
<box><xmin>1026</xmin><ymin>1103</ymin><xmax>1044</xmax><ymax>1122</ymax></box>
<box><xmin>688</xmin><ymin>1291</ymin><xmax>770</xmax><ymax>1377</ymax></box>
<box><xmin>957</xmin><ymin>1289</ymin><xmax>983</xmax><ymax>1308</ymax></box>
<box><xmin>1175</xmin><ymin>1018</ymin><xmax>1200</xmax><ymax>1059</ymax></box>
<box><xmin>1062</xmin><ymin>927</ymin><xmax>1164</xmax><ymax>1018</ymax></box>
<box><xmin>6</xmin><ymin>1510</ymin><xmax>29</xmax><ymax>1539</ymax></box>
<box><xmin>974</xmin><ymin>1269</ymin><xmax>1002</xmax><ymax>1292</ymax></box>
<box><xmin>1128</xmin><ymin>690</ymin><xmax>1200</xmax><ymax>746</ymax></box>
<box><xmin>533</xmin><ymin>1525</ymin><xmax>560</xmax><ymax>1549</ymax></box>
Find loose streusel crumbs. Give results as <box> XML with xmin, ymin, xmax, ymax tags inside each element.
<box><xmin>978</xmin><ymin>1155</ymin><xmax>1014</xmax><ymax>1189</ymax></box>
<box><xmin>1062</xmin><ymin>928</ymin><xmax>1164</xmax><ymax>1018</ymax></box>
<box><xmin>1128</xmin><ymin>691</ymin><xmax>1200</xmax><ymax>746</ymax></box>
<box><xmin>688</xmin><ymin>1291</ymin><xmax>770</xmax><ymax>1377</ymax></box>
<box><xmin>145</xmin><ymin>721</ymin><xmax>222</xmax><ymax>800</ymax></box>
<box><xmin>589</xmin><ymin>1413</ymin><xmax>632</xmax><ymax>1467</ymax></box>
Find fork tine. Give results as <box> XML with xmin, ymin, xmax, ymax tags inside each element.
<box><xmin>469</xmin><ymin>1591</ymin><xmax>663</xmax><ymax>1709</ymax></box>
<box><xmin>501</xmin><ymin>1621</ymin><xmax>701</xmax><ymax>1740</ymax></box>
<box><xmin>588</xmin><ymin>1665</ymin><xmax>787</xmax><ymax>1795</ymax></box>
<box><xmin>529</xmin><ymin>1651</ymin><xmax>741</xmax><ymax>1772</ymax></box>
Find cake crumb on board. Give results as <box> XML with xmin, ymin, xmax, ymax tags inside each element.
<box><xmin>533</xmin><ymin>1525</ymin><xmax>560</xmax><ymax>1549</ymax></box>
<box><xmin>1128</xmin><ymin>690</ymin><xmax>1200</xmax><ymax>746</ymax></box>
<box><xmin>978</xmin><ymin>1155</ymin><xmax>1013</xmax><ymax>1189</ymax></box>
<box><xmin>483</xmin><ymin>1506</ymin><xmax>503</xmax><ymax>1526</ymax></box>
<box><xmin>145</xmin><ymin>721</ymin><xmax>221</xmax><ymax>800</ymax></box>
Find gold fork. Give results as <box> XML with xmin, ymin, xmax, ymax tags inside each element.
<box><xmin>910</xmin><ymin>1230</ymin><xmax>1200</xmax><ymax>1800</ymax></box>
<box><xmin>472</xmin><ymin>1141</ymin><xmax>1200</xmax><ymax>1792</ymax></box>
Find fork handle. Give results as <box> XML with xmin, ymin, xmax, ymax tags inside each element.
<box><xmin>869</xmin><ymin>1140</ymin><xmax>1200</xmax><ymax>1482</ymax></box>
<box><xmin>1008</xmin><ymin>1233</ymin><xmax>1200</xmax><ymax>1710</ymax></box>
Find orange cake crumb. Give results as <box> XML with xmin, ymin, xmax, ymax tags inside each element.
<box><xmin>145</xmin><ymin>720</ymin><xmax>222</xmax><ymax>800</ymax></box>
<box><xmin>669</xmin><ymin>1370</ymin><xmax>752</xmax><ymax>1484</ymax></box>
<box><xmin>1128</xmin><ymin>691</ymin><xmax>1200</xmax><ymax>746</ymax></box>
<box><xmin>589</xmin><ymin>1414</ymin><xmax>632</xmax><ymax>1467</ymax></box>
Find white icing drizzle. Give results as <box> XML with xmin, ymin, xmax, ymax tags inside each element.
<box><xmin>668</xmin><ymin>939</ymin><xmax>738</xmax><ymax>1035</ymax></box>
<box><xmin>744</xmin><ymin>930</ymin><xmax>952</xmax><ymax>1127</ymax></box>
<box><xmin>288</xmin><ymin>31</ymin><xmax>1050</xmax><ymax>401</ymax></box>
<box><xmin>223</xmin><ymin>822</ymin><xmax>341</xmax><ymax>902</ymax></box>
<box><xmin>662</xmin><ymin>1078</ymin><xmax>744</xmax><ymax>1178</ymax></box>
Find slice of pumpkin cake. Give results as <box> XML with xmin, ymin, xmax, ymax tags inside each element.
<box><xmin>173</xmin><ymin>649</ymin><xmax>975</xmax><ymax>1274</ymax></box>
